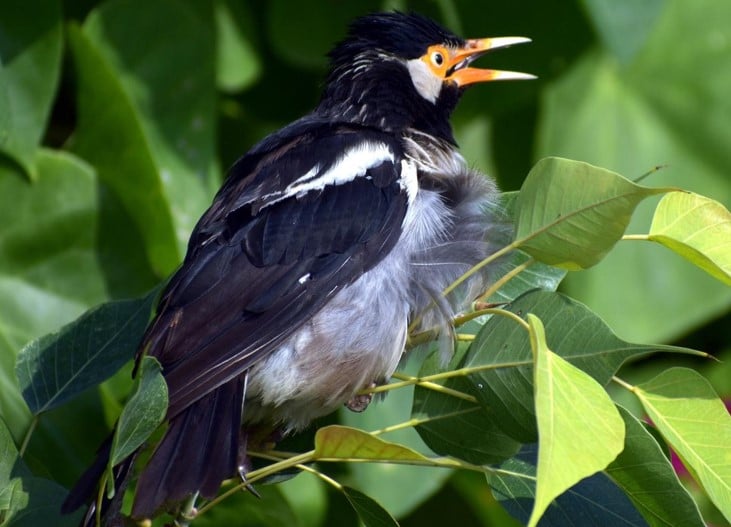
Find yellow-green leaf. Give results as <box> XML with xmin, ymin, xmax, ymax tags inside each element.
<box><xmin>314</xmin><ymin>425</ymin><xmax>429</xmax><ymax>463</ymax></box>
<box><xmin>108</xmin><ymin>356</ymin><xmax>168</xmax><ymax>483</ymax></box>
<box><xmin>648</xmin><ymin>191</ymin><xmax>731</xmax><ymax>286</ymax></box>
<box><xmin>527</xmin><ymin>314</ymin><xmax>625</xmax><ymax>527</ymax></box>
<box><xmin>515</xmin><ymin>157</ymin><xmax>670</xmax><ymax>270</ymax></box>
<box><xmin>634</xmin><ymin>368</ymin><xmax>731</xmax><ymax>523</ymax></box>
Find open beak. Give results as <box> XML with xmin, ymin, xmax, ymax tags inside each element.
<box><xmin>447</xmin><ymin>37</ymin><xmax>535</xmax><ymax>86</ymax></box>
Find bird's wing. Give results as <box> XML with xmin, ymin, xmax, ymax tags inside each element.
<box><xmin>140</xmin><ymin>122</ymin><xmax>411</xmax><ymax>417</ymax></box>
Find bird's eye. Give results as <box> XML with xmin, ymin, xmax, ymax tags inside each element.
<box><xmin>431</xmin><ymin>51</ymin><xmax>444</xmax><ymax>67</ymax></box>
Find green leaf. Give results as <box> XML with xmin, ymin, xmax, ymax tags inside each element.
<box><xmin>267</xmin><ymin>0</ymin><xmax>381</xmax><ymax>68</ymax></box>
<box><xmin>0</xmin><ymin>150</ymin><xmax>108</xmax><ymax>440</ymax></box>
<box><xmin>0</xmin><ymin>0</ymin><xmax>62</xmax><ymax>179</ymax></box>
<box><xmin>582</xmin><ymin>0</ymin><xmax>665</xmax><ymax>64</ymax></box>
<box><xmin>487</xmin><ymin>191</ymin><xmax>567</xmax><ymax>303</ymax></box>
<box><xmin>633</xmin><ymin>368</ymin><xmax>731</xmax><ymax>523</ymax></box>
<box><xmin>314</xmin><ymin>425</ymin><xmax>428</xmax><ymax>463</ymax></box>
<box><xmin>69</xmin><ymin>0</ymin><xmax>217</xmax><ymax>276</ymax></box>
<box><xmin>463</xmin><ymin>289</ymin><xmax>695</xmax><ymax>442</ymax></box>
<box><xmin>3</xmin><ymin>476</ymin><xmax>81</xmax><ymax>527</ymax></box>
<box><xmin>109</xmin><ymin>356</ymin><xmax>167</xmax><ymax>468</ymax></box>
<box><xmin>193</xmin><ymin>484</ymin><xmax>302</xmax><ymax>527</ymax></box>
<box><xmin>648</xmin><ymin>191</ymin><xmax>731</xmax><ymax>285</ymax></box>
<box><xmin>515</xmin><ymin>157</ymin><xmax>669</xmax><ymax>270</ymax></box>
<box><xmin>15</xmin><ymin>289</ymin><xmax>157</xmax><ymax>415</ymax></box>
<box><xmin>487</xmin><ymin>445</ymin><xmax>648</xmax><ymax>527</ymax></box>
<box><xmin>341</xmin><ymin>486</ymin><xmax>399</xmax><ymax>527</ymax></box>
<box><xmin>527</xmin><ymin>314</ymin><xmax>625</xmax><ymax>526</ymax></box>
<box><xmin>538</xmin><ymin>0</ymin><xmax>731</xmax><ymax>342</ymax></box>
<box><xmin>606</xmin><ymin>406</ymin><xmax>705</xmax><ymax>527</ymax></box>
<box><xmin>0</xmin><ymin>418</ymin><xmax>82</xmax><ymax>526</ymax></box>
<box><xmin>214</xmin><ymin>0</ymin><xmax>261</xmax><ymax>92</ymax></box>
<box><xmin>412</xmin><ymin>369</ymin><xmax>521</xmax><ymax>465</ymax></box>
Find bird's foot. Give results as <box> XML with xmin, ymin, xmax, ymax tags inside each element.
<box><xmin>237</xmin><ymin>430</ymin><xmax>261</xmax><ymax>498</ymax></box>
<box><xmin>345</xmin><ymin>382</ymin><xmax>377</xmax><ymax>412</ymax></box>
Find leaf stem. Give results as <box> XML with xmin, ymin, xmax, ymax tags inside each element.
<box><xmin>622</xmin><ymin>234</ymin><xmax>650</xmax><ymax>241</ymax></box>
<box><xmin>409</xmin><ymin>306</ymin><xmax>529</xmax><ymax>349</ymax></box>
<box><xmin>611</xmin><ymin>376</ymin><xmax>636</xmax><ymax>392</ymax></box>
<box><xmin>633</xmin><ymin>164</ymin><xmax>668</xmax><ymax>184</ymax></box>
<box><xmin>197</xmin><ymin>450</ymin><xmax>316</xmax><ymax>516</ymax></box>
<box><xmin>369</xmin><ymin>407</ymin><xmax>481</xmax><ymax>436</ymax></box>
<box><xmin>177</xmin><ymin>492</ymin><xmax>198</xmax><ymax>526</ymax></box>
<box><xmin>366</xmin><ymin>375</ymin><xmax>478</xmax><ymax>402</ymax></box>
<box><xmin>366</xmin><ymin>358</ymin><xmax>530</xmax><ymax>398</ymax></box>
<box><xmin>295</xmin><ymin>462</ymin><xmax>344</xmax><ymax>490</ymax></box>
<box><xmin>442</xmin><ymin>240</ymin><xmax>522</xmax><ymax>298</ymax></box>
<box><xmin>408</xmin><ymin>239</ymin><xmax>523</xmax><ymax>334</ymax></box>
<box><xmin>18</xmin><ymin>414</ymin><xmax>39</xmax><ymax>457</ymax></box>
<box><xmin>477</xmin><ymin>258</ymin><xmax>535</xmax><ymax>303</ymax></box>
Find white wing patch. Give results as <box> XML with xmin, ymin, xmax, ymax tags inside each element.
<box><xmin>399</xmin><ymin>159</ymin><xmax>418</xmax><ymax>206</ymax></box>
<box><xmin>259</xmin><ymin>142</ymin><xmax>396</xmax><ymax>208</ymax></box>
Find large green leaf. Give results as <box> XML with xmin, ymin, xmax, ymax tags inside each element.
<box><xmin>527</xmin><ymin>314</ymin><xmax>625</xmax><ymax>526</ymax></box>
<box><xmin>487</xmin><ymin>444</ymin><xmax>648</xmax><ymax>527</ymax></box>
<box><xmin>16</xmin><ymin>290</ymin><xmax>157</xmax><ymax>415</ymax></box>
<box><xmin>648</xmin><ymin>191</ymin><xmax>731</xmax><ymax>286</ymax></box>
<box><xmin>267</xmin><ymin>0</ymin><xmax>381</xmax><ymax>68</ymax></box>
<box><xmin>0</xmin><ymin>0</ymin><xmax>62</xmax><ymax>180</ymax></box>
<box><xmin>69</xmin><ymin>0</ymin><xmax>217</xmax><ymax>276</ymax></box>
<box><xmin>606</xmin><ymin>407</ymin><xmax>705</xmax><ymax>527</ymax></box>
<box><xmin>538</xmin><ymin>0</ymin><xmax>731</xmax><ymax>342</ymax></box>
<box><xmin>194</xmin><ymin>484</ymin><xmax>302</xmax><ymax>527</ymax></box>
<box><xmin>582</xmin><ymin>0</ymin><xmax>665</xmax><ymax>64</ymax></box>
<box><xmin>515</xmin><ymin>157</ymin><xmax>668</xmax><ymax>270</ymax></box>
<box><xmin>634</xmin><ymin>368</ymin><xmax>731</xmax><ymax>522</ymax></box>
<box><xmin>412</xmin><ymin>374</ymin><xmax>521</xmax><ymax>466</ymax></box>
<box><xmin>462</xmin><ymin>289</ymin><xmax>694</xmax><ymax>442</ymax></box>
<box><xmin>411</xmin><ymin>346</ymin><xmax>521</xmax><ymax>466</ymax></box>
<box><xmin>0</xmin><ymin>150</ymin><xmax>107</xmax><ymax>440</ymax></box>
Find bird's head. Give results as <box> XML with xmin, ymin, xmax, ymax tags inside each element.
<box><xmin>317</xmin><ymin>12</ymin><xmax>534</xmax><ymax>143</ymax></box>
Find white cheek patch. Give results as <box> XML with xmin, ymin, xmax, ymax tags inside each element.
<box><xmin>406</xmin><ymin>59</ymin><xmax>442</xmax><ymax>104</ymax></box>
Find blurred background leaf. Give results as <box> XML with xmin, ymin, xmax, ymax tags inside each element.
<box><xmin>0</xmin><ymin>0</ymin><xmax>62</xmax><ymax>180</ymax></box>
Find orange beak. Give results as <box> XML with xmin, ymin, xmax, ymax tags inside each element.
<box><xmin>446</xmin><ymin>37</ymin><xmax>535</xmax><ymax>86</ymax></box>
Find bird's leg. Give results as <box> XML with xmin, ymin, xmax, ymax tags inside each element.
<box><xmin>174</xmin><ymin>492</ymin><xmax>199</xmax><ymax>527</ymax></box>
<box><xmin>236</xmin><ymin>429</ymin><xmax>261</xmax><ymax>498</ymax></box>
<box><xmin>345</xmin><ymin>382</ymin><xmax>377</xmax><ymax>412</ymax></box>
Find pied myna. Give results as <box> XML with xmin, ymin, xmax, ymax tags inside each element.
<box><xmin>64</xmin><ymin>11</ymin><xmax>533</xmax><ymax>524</ymax></box>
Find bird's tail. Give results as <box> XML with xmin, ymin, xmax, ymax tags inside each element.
<box><xmin>131</xmin><ymin>376</ymin><xmax>245</xmax><ymax>519</ymax></box>
<box><xmin>62</xmin><ymin>377</ymin><xmax>246</xmax><ymax>524</ymax></box>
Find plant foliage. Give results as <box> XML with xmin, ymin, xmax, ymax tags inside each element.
<box><xmin>1</xmin><ymin>1</ymin><xmax>730</xmax><ymax>526</ymax></box>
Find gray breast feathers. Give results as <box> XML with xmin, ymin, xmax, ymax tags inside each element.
<box><xmin>406</xmin><ymin>164</ymin><xmax>505</xmax><ymax>340</ymax></box>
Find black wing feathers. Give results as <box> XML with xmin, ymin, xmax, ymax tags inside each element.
<box><xmin>144</xmin><ymin>122</ymin><xmax>408</xmax><ymax>415</ymax></box>
<box><xmin>118</xmin><ymin>121</ymin><xmax>409</xmax><ymax>518</ymax></box>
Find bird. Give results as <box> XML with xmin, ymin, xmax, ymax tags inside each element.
<box><xmin>63</xmin><ymin>11</ymin><xmax>533</xmax><ymax>525</ymax></box>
